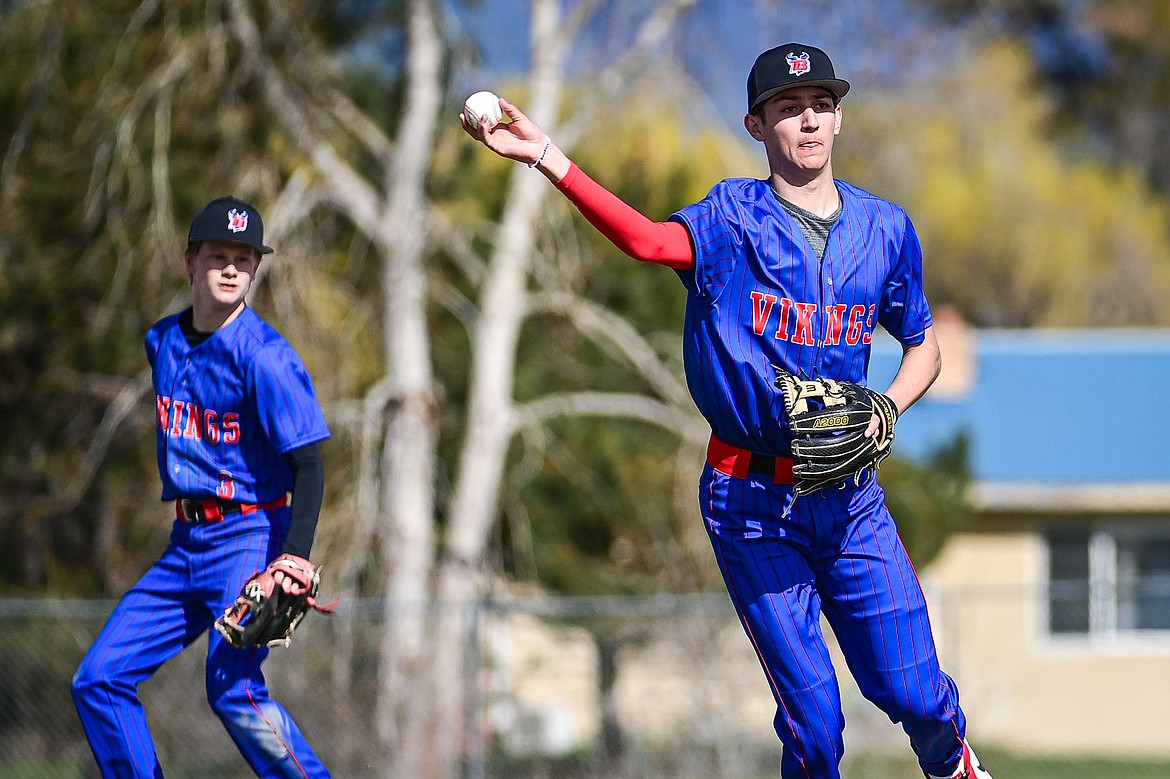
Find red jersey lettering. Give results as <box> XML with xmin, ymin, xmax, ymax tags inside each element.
<box><xmin>750</xmin><ymin>291</ymin><xmax>777</xmax><ymax>336</ymax></box>
<box><xmin>222</xmin><ymin>413</ymin><xmax>241</xmax><ymax>444</ymax></box>
<box><xmin>775</xmin><ymin>298</ymin><xmax>794</xmax><ymax>342</ymax></box>
<box><xmin>169</xmin><ymin>401</ymin><xmax>186</xmax><ymax>437</ymax></box>
<box><xmin>157</xmin><ymin>396</ymin><xmax>172</xmax><ymax>431</ymax></box>
<box><xmin>204</xmin><ymin>409</ymin><xmax>220</xmax><ymax>443</ymax></box>
<box><xmin>792</xmin><ymin>303</ymin><xmax>818</xmax><ymax>346</ymax></box>
<box><xmin>823</xmin><ymin>304</ymin><xmax>847</xmax><ymax>346</ymax></box>
<box><xmin>845</xmin><ymin>305</ymin><xmax>867</xmax><ymax>345</ymax></box>
<box><xmin>183</xmin><ymin>404</ymin><xmax>203</xmax><ymax>440</ymax></box>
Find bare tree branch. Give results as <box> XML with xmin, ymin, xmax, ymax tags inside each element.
<box><xmin>559</xmin><ymin>0</ymin><xmax>699</xmax><ymax>148</ymax></box>
<box><xmin>0</xmin><ymin>9</ymin><xmax>62</xmax><ymax>220</ymax></box>
<box><xmin>514</xmin><ymin>390</ymin><xmax>707</xmax><ymax>446</ymax></box>
<box><xmin>537</xmin><ymin>290</ymin><xmax>692</xmax><ymax>408</ymax></box>
<box><xmin>57</xmin><ymin>369</ymin><xmax>152</xmax><ymax>511</ymax></box>
<box><xmin>225</xmin><ymin>0</ymin><xmax>385</xmax><ymax>235</ymax></box>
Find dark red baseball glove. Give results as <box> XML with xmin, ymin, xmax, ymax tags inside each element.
<box><xmin>214</xmin><ymin>554</ymin><xmax>338</xmax><ymax>649</ymax></box>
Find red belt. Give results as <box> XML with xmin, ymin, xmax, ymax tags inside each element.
<box><xmin>175</xmin><ymin>495</ymin><xmax>289</xmax><ymax>524</ymax></box>
<box><xmin>706</xmin><ymin>434</ymin><xmax>794</xmax><ymax>484</ymax></box>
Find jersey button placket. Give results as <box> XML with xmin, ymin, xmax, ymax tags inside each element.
<box><xmin>820</xmin><ymin>270</ymin><xmax>836</xmax><ymax>371</ymax></box>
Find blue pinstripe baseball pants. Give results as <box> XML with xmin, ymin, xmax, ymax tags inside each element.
<box><xmin>72</xmin><ymin>509</ymin><xmax>330</xmax><ymax>778</ymax></box>
<box><xmin>700</xmin><ymin>463</ymin><xmax>966</xmax><ymax>779</ymax></box>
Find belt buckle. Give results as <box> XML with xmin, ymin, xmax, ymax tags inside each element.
<box><xmin>180</xmin><ymin>499</ymin><xmax>205</xmax><ymax>523</ymax></box>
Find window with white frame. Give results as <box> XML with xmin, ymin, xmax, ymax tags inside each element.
<box><xmin>1045</xmin><ymin>525</ymin><xmax>1170</xmax><ymax>636</ymax></box>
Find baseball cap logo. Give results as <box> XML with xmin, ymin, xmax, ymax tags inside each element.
<box><xmin>227</xmin><ymin>209</ymin><xmax>250</xmax><ymax>233</ymax></box>
<box><xmin>786</xmin><ymin>52</ymin><xmax>811</xmax><ymax>76</ymax></box>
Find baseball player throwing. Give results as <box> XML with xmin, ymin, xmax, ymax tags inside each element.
<box><xmin>464</xmin><ymin>44</ymin><xmax>992</xmax><ymax>779</ymax></box>
<box><xmin>72</xmin><ymin>196</ymin><xmax>333</xmax><ymax>777</ymax></box>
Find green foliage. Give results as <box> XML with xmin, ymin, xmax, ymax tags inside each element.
<box><xmin>881</xmin><ymin>434</ymin><xmax>974</xmax><ymax>569</ymax></box>
<box><xmin>840</xmin><ymin>40</ymin><xmax>1170</xmax><ymax>327</ymax></box>
<box><xmin>1057</xmin><ymin>2</ymin><xmax>1170</xmax><ymax>195</ymax></box>
<box><xmin>911</xmin><ymin>1</ymin><xmax>1170</xmax><ymax>194</ymax></box>
<box><xmin>504</xmin><ymin>420</ymin><xmax>717</xmax><ymax>597</ymax></box>
<box><xmin>0</xmin><ymin>0</ymin><xmax>384</xmax><ymax>594</ymax></box>
<box><xmin>569</xmin><ymin>86</ymin><xmax>756</xmax><ymax>333</ymax></box>
<box><xmin>0</xmin><ymin>1</ymin><xmax>163</xmax><ymax>594</ymax></box>
<box><xmin>8</xmin><ymin>0</ymin><xmax>1164</xmax><ymax>602</ymax></box>
<box><xmin>450</xmin><ymin>91</ymin><xmax>761</xmax><ymax>598</ymax></box>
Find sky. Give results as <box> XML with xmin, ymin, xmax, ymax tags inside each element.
<box><xmin>452</xmin><ymin>0</ymin><xmax>964</xmax><ymax>125</ymax></box>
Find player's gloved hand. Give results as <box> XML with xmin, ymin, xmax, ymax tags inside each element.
<box><xmin>774</xmin><ymin>368</ymin><xmax>898</xmax><ymax>496</ymax></box>
<box><xmin>214</xmin><ymin>554</ymin><xmax>338</xmax><ymax>649</ymax></box>
<box><xmin>269</xmin><ymin>553</ymin><xmax>316</xmax><ymax>595</ymax></box>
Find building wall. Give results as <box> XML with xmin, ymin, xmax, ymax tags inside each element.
<box><xmin>481</xmin><ymin>525</ymin><xmax>1170</xmax><ymax>760</ymax></box>
<box><xmin>924</xmin><ymin>529</ymin><xmax>1170</xmax><ymax>757</ymax></box>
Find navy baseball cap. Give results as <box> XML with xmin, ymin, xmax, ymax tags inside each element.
<box><xmin>747</xmin><ymin>43</ymin><xmax>850</xmax><ymax>112</ymax></box>
<box><xmin>187</xmin><ymin>195</ymin><xmax>273</xmax><ymax>255</ymax></box>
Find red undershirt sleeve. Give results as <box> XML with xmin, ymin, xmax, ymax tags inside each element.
<box><xmin>553</xmin><ymin>162</ymin><xmax>695</xmax><ymax>270</ymax></box>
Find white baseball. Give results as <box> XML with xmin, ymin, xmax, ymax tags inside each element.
<box><xmin>463</xmin><ymin>91</ymin><xmax>503</xmax><ymax>129</ymax></box>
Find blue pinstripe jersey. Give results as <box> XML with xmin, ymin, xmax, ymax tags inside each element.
<box><xmin>146</xmin><ymin>306</ymin><xmax>330</xmax><ymax>503</ymax></box>
<box><xmin>670</xmin><ymin>177</ymin><xmax>932</xmax><ymax>457</ymax></box>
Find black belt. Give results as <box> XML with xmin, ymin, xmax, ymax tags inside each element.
<box><xmin>175</xmin><ymin>496</ymin><xmax>289</xmax><ymax>524</ymax></box>
<box><xmin>748</xmin><ymin>452</ymin><xmax>782</xmax><ymax>476</ymax></box>
<box><xmin>706</xmin><ymin>434</ymin><xmax>794</xmax><ymax>484</ymax></box>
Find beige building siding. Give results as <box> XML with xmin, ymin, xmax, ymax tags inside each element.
<box><xmin>484</xmin><ymin>519</ymin><xmax>1170</xmax><ymax>759</ymax></box>
<box><xmin>486</xmin><ymin>609</ymin><xmax>780</xmax><ymax>753</ymax></box>
<box><xmin>923</xmin><ymin>528</ymin><xmax>1170</xmax><ymax>758</ymax></box>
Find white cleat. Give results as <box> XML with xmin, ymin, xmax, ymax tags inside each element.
<box><xmin>925</xmin><ymin>738</ymin><xmax>993</xmax><ymax>779</ymax></box>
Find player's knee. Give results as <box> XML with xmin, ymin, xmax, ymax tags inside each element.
<box><xmin>861</xmin><ymin>678</ymin><xmax>940</xmax><ymax>725</ymax></box>
<box><xmin>207</xmin><ymin>682</ymin><xmax>288</xmax><ymax>753</ymax></box>
<box><xmin>207</xmin><ymin>690</ymin><xmax>252</xmax><ymax>727</ymax></box>
<box><xmin>71</xmin><ymin>662</ymin><xmax>110</xmax><ymax>707</ymax></box>
<box><xmin>70</xmin><ymin>668</ymin><xmax>91</xmax><ymax>703</ymax></box>
<box><xmin>206</xmin><ymin>675</ymin><xmax>264</xmax><ymax>720</ymax></box>
<box><xmin>206</xmin><ymin>681</ymin><xmax>239</xmax><ymax>716</ymax></box>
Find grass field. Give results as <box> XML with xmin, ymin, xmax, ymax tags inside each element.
<box><xmin>847</xmin><ymin>749</ymin><xmax>1170</xmax><ymax>779</ymax></box>
<box><xmin>483</xmin><ymin>745</ymin><xmax>1170</xmax><ymax>779</ymax></box>
<box><xmin>10</xmin><ymin>750</ymin><xmax>1170</xmax><ymax>778</ymax></box>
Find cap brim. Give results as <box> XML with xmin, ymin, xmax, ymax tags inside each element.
<box><xmin>220</xmin><ymin>239</ymin><xmax>273</xmax><ymax>255</ymax></box>
<box><xmin>749</xmin><ymin>79</ymin><xmax>850</xmax><ymax>111</ymax></box>
<box><xmin>196</xmin><ymin>238</ymin><xmax>276</xmax><ymax>256</ymax></box>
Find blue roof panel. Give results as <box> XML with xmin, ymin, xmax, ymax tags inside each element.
<box><xmin>868</xmin><ymin>329</ymin><xmax>1170</xmax><ymax>484</ymax></box>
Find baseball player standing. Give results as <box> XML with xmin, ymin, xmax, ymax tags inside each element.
<box><xmin>72</xmin><ymin>196</ymin><xmax>333</xmax><ymax>777</ymax></box>
<box><xmin>464</xmin><ymin>44</ymin><xmax>992</xmax><ymax>779</ymax></box>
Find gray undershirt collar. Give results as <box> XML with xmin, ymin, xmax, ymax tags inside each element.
<box><xmin>772</xmin><ymin>189</ymin><xmax>841</xmax><ymax>261</ymax></box>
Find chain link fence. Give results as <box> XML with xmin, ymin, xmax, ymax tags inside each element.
<box><xmin>0</xmin><ymin>584</ymin><xmax>1084</xmax><ymax>779</ymax></box>
<box><xmin>0</xmin><ymin>594</ymin><xmax>884</xmax><ymax>778</ymax></box>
